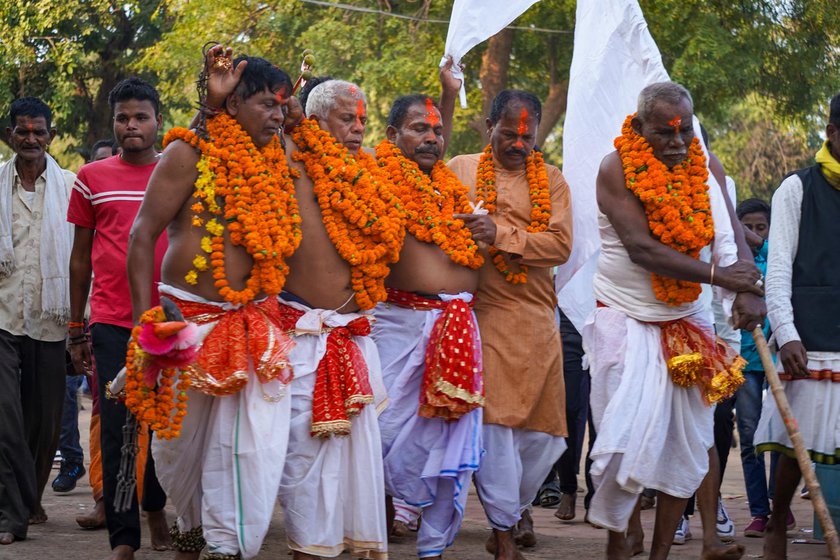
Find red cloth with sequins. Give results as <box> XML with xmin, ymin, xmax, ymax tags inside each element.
<box><xmin>169</xmin><ymin>296</ymin><xmax>295</xmax><ymax>396</ymax></box>
<box><xmin>387</xmin><ymin>289</ymin><xmax>484</xmax><ymax>420</ymax></box>
<box><xmin>274</xmin><ymin>304</ymin><xmax>374</xmax><ymax>438</ymax></box>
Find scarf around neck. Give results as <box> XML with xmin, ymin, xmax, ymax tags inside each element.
<box><xmin>0</xmin><ymin>154</ymin><xmax>73</xmax><ymax>323</ymax></box>
<box><xmin>815</xmin><ymin>140</ymin><xmax>840</xmax><ymax>189</ymax></box>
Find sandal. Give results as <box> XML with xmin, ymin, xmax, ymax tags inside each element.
<box><xmin>537</xmin><ymin>481</ymin><xmax>562</xmax><ymax>508</ymax></box>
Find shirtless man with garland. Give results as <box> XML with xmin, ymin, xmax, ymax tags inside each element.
<box><xmin>128</xmin><ymin>48</ymin><xmax>395</xmax><ymax>560</ymax></box>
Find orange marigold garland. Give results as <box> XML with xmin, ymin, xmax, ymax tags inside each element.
<box><xmin>474</xmin><ymin>144</ymin><xmax>551</xmax><ymax>284</ymax></box>
<box><xmin>291</xmin><ymin>118</ymin><xmax>405</xmax><ymax>309</ymax></box>
<box><xmin>375</xmin><ymin>140</ymin><xmax>483</xmax><ymax>269</ymax></box>
<box><xmin>163</xmin><ymin>113</ymin><xmax>301</xmax><ymax>305</ymax></box>
<box><xmin>123</xmin><ymin>306</ymin><xmax>199</xmax><ymax>439</ymax></box>
<box><xmin>615</xmin><ymin>113</ymin><xmax>714</xmax><ymax>305</ymax></box>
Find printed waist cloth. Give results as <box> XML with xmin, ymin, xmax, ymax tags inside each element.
<box><xmin>387</xmin><ymin>288</ymin><xmax>484</xmax><ymax>420</ymax></box>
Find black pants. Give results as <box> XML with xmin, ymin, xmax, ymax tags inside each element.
<box><xmin>556</xmin><ymin>311</ymin><xmax>591</xmax><ymax>495</ymax></box>
<box><xmin>0</xmin><ymin>329</ymin><xmax>65</xmax><ymax>538</ymax></box>
<box><xmin>92</xmin><ymin>323</ymin><xmax>166</xmax><ymax>550</ymax></box>
<box><xmin>684</xmin><ymin>395</ymin><xmax>736</xmax><ymax>516</ymax></box>
<box><xmin>542</xmin><ymin>310</ymin><xmax>593</xmax><ymax>497</ymax></box>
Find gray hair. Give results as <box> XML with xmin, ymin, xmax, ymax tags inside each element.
<box><xmin>637</xmin><ymin>82</ymin><xmax>693</xmax><ymax>121</ymax></box>
<box><xmin>305</xmin><ymin>80</ymin><xmax>366</xmax><ymax>118</ymax></box>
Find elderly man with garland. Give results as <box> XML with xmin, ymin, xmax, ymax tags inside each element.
<box><xmin>194</xmin><ymin>51</ymin><xmax>404</xmax><ymax>558</ymax></box>
<box><xmin>369</xmin><ymin>69</ymin><xmax>486</xmax><ymax>558</ymax></box>
<box><xmin>754</xmin><ymin>93</ymin><xmax>840</xmax><ymax>560</ymax></box>
<box><xmin>447</xmin><ymin>90</ymin><xmax>572</xmax><ymax>560</ymax></box>
<box><xmin>584</xmin><ymin>81</ymin><xmax>766</xmax><ymax>560</ymax></box>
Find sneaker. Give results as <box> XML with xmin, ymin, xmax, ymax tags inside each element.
<box><xmin>801</xmin><ymin>485</ymin><xmax>811</xmax><ymax>500</ymax></box>
<box><xmin>52</xmin><ymin>462</ymin><xmax>86</xmax><ymax>493</ymax></box>
<box><xmin>744</xmin><ymin>515</ymin><xmax>768</xmax><ymax>537</ymax></box>
<box><xmin>673</xmin><ymin>516</ymin><xmax>692</xmax><ymax>545</ymax></box>
<box><xmin>786</xmin><ymin>509</ymin><xmax>796</xmax><ymax>531</ymax></box>
<box><xmin>716</xmin><ymin>497</ymin><xmax>736</xmax><ymax>541</ymax></box>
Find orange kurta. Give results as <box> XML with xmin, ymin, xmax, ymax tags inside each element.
<box><xmin>447</xmin><ymin>153</ymin><xmax>572</xmax><ymax>436</ymax></box>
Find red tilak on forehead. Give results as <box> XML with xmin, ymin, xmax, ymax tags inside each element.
<box><xmin>517</xmin><ymin>107</ymin><xmax>529</xmax><ymax>135</ymax></box>
<box><xmin>425</xmin><ymin>97</ymin><xmax>440</xmax><ymax>127</ymax></box>
<box><xmin>274</xmin><ymin>85</ymin><xmax>288</xmax><ymax>103</ymax></box>
<box><xmin>26</xmin><ymin>123</ymin><xmax>34</xmax><ymax>132</ymax></box>
<box><xmin>668</xmin><ymin>116</ymin><xmax>682</xmax><ymax>129</ymax></box>
<box><xmin>356</xmin><ymin>98</ymin><xmax>365</xmax><ymax>119</ymax></box>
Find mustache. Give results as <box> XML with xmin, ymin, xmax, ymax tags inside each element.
<box><xmin>415</xmin><ymin>145</ymin><xmax>441</xmax><ymax>156</ymax></box>
<box><xmin>505</xmin><ymin>147</ymin><xmax>528</xmax><ymax>158</ymax></box>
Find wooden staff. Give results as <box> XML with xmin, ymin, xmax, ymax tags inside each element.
<box><xmin>752</xmin><ymin>327</ymin><xmax>840</xmax><ymax>559</ymax></box>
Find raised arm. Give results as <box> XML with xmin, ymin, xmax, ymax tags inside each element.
<box><xmin>439</xmin><ymin>56</ymin><xmax>461</xmax><ymax>158</ymax></box>
<box><xmin>127</xmin><ymin>140</ymin><xmax>199</xmax><ymax>322</ymax></box>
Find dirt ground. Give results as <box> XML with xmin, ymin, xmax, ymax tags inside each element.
<box><xmin>2</xmin><ymin>393</ymin><xmax>830</xmax><ymax>560</ymax></box>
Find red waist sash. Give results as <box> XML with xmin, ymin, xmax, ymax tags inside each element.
<box><xmin>173</xmin><ymin>296</ymin><xmax>295</xmax><ymax>397</ymax></box>
<box><xmin>387</xmin><ymin>288</ymin><xmax>484</xmax><ymax>420</ymax></box>
<box><xmin>274</xmin><ymin>304</ymin><xmax>374</xmax><ymax>438</ymax></box>
<box><xmin>172</xmin><ymin>295</ymin><xmax>374</xmax><ymax>437</ymax></box>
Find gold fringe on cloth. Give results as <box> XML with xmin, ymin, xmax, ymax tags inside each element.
<box><xmin>660</xmin><ymin>319</ymin><xmax>746</xmax><ymax>404</ymax></box>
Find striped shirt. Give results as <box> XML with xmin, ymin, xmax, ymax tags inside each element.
<box><xmin>67</xmin><ymin>155</ymin><xmax>167</xmax><ymax>329</ymax></box>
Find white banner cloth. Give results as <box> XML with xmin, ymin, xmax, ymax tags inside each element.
<box><xmin>555</xmin><ymin>0</ymin><xmax>738</xmax><ymax>331</ymax></box>
<box><xmin>440</xmin><ymin>0</ymin><xmax>540</xmax><ymax>107</ymax></box>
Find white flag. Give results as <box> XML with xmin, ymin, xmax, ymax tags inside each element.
<box><xmin>555</xmin><ymin>0</ymin><xmax>669</xmax><ymax>330</ymax></box>
<box><xmin>556</xmin><ymin>0</ymin><xmax>737</xmax><ymax>332</ymax></box>
<box><xmin>440</xmin><ymin>0</ymin><xmax>540</xmax><ymax>107</ymax></box>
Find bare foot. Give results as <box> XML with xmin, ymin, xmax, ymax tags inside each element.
<box><xmin>485</xmin><ymin>531</ymin><xmax>496</xmax><ymax>555</ymax></box>
<box><xmin>28</xmin><ymin>506</ymin><xmax>47</xmax><ymax>524</ymax></box>
<box><xmin>293</xmin><ymin>551</ymin><xmax>322</xmax><ymax>560</ymax></box>
<box><xmin>494</xmin><ymin>529</ymin><xmax>526</xmax><ymax>560</ymax></box>
<box><xmin>146</xmin><ymin>510</ymin><xmax>172</xmax><ymax>550</ymax></box>
<box><xmin>106</xmin><ymin>544</ymin><xmax>135</xmax><ymax>559</ymax></box>
<box><xmin>606</xmin><ymin>530</ymin><xmax>631</xmax><ymax>560</ymax></box>
<box><xmin>514</xmin><ymin>510</ymin><xmax>536</xmax><ymax>547</ymax></box>
<box><xmin>0</xmin><ymin>532</ymin><xmax>16</xmax><ymax>545</ymax></box>
<box><xmin>701</xmin><ymin>542</ymin><xmax>745</xmax><ymax>560</ymax></box>
<box><xmin>76</xmin><ymin>498</ymin><xmax>106</xmax><ymax>529</ymax></box>
<box><xmin>554</xmin><ymin>492</ymin><xmax>576</xmax><ymax>521</ymax></box>
<box><xmin>763</xmin><ymin>525</ymin><xmax>787</xmax><ymax>560</ymax></box>
<box><xmin>627</xmin><ymin>528</ymin><xmax>644</xmax><ymax>556</ymax></box>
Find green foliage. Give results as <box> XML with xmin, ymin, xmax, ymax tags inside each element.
<box><xmin>0</xmin><ymin>0</ymin><xmax>172</xmax><ymax>167</ymax></box>
<box><xmin>713</xmin><ymin>96</ymin><xmax>821</xmax><ymax>202</ymax></box>
<box><xmin>0</xmin><ymin>0</ymin><xmax>836</xmax><ymax>191</ymax></box>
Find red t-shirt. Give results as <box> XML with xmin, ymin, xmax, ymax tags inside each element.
<box><xmin>67</xmin><ymin>155</ymin><xmax>167</xmax><ymax>329</ymax></box>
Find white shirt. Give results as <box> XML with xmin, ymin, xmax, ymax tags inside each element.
<box><xmin>0</xmin><ymin>164</ymin><xmax>75</xmax><ymax>341</ymax></box>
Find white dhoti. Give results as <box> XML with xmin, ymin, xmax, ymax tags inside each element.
<box><xmin>473</xmin><ymin>424</ymin><xmax>566</xmax><ymax>530</ymax></box>
<box><xmin>151</xmin><ymin>285</ymin><xmax>292</xmax><ymax>559</ymax></box>
<box><xmin>372</xmin><ymin>293</ymin><xmax>483</xmax><ymax>557</ymax></box>
<box><xmin>582</xmin><ymin>306</ymin><xmax>714</xmax><ymax>532</ymax></box>
<box><xmin>755</xmin><ymin>354</ymin><xmax>840</xmax><ymax>464</ymax></box>
<box><xmin>277</xmin><ymin>296</ymin><xmax>388</xmax><ymax>559</ymax></box>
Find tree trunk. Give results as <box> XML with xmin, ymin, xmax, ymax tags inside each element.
<box><xmin>537</xmin><ymin>79</ymin><xmax>568</xmax><ymax>148</ymax></box>
<box><xmin>469</xmin><ymin>27</ymin><xmax>514</xmax><ymax>143</ymax></box>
